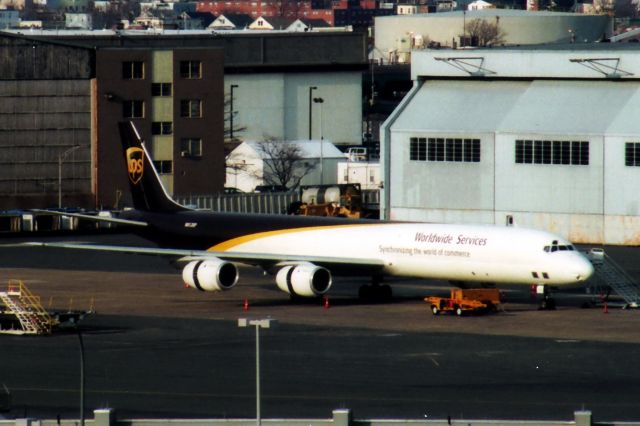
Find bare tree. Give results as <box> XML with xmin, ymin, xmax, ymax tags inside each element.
<box><xmin>464</xmin><ymin>18</ymin><xmax>506</xmax><ymax>47</ymax></box>
<box><xmin>255</xmin><ymin>139</ymin><xmax>317</xmax><ymax>190</ymax></box>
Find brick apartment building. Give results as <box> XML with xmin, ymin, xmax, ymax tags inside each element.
<box><xmin>95</xmin><ymin>48</ymin><xmax>225</xmax><ymax>208</ymax></box>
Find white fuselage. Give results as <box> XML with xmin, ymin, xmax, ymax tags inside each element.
<box><xmin>211</xmin><ymin>223</ymin><xmax>594</xmax><ymax>286</ymax></box>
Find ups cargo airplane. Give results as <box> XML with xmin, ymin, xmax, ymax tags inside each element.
<box><xmin>29</xmin><ymin>122</ymin><xmax>594</xmax><ymax>304</ymax></box>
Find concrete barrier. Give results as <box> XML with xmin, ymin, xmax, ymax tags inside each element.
<box><xmin>4</xmin><ymin>408</ymin><xmax>640</xmax><ymax>426</ymax></box>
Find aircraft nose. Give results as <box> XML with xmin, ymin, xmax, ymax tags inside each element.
<box><xmin>574</xmin><ymin>255</ymin><xmax>595</xmax><ymax>281</ymax></box>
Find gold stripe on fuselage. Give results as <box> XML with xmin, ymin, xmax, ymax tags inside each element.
<box><xmin>209</xmin><ymin>223</ymin><xmax>380</xmax><ymax>252</ymax></box>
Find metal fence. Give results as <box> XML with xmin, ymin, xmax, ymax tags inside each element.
<box><xmin>176</xmin><ymin>192</ymin><xmax>300</xmax><ymax>214</ymax></box>
<box><xmin>176</xmin><ymin>190</ymin><xmax>380</xmax><ymax>215</ymax></box>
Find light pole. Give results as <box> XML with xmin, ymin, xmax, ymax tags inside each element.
<box><xmin>308</xmin><ymin>86</ymin><xmax>317</xmax><ymax>140</ymax></box>
<box><xmin>313</xmin><ymin>97</ymin><xmax>324</xmax><ymax>184</ymax></box>
<box><xmin>58</xmin><ymin>145</ymin><xmax>81</xmax><ymax>209</ymax></box>
<box><xmin>77</xmin><ymin>327</ymin><xmax>85</xmax><ymax>426</ymax></box>
<box><xmin>238</xmin><ymin>318</ymin><xmax>277</xmax><ymax>426</ymax></box>
<box><xmin>230</xmin><ymin>84</ymin><xmax>239</xmax><ymax>141</ymax></box>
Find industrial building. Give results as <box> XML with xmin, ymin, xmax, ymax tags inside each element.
<box><xmin>0</xmin><ymin>30</ymin><xmax>367</xmax><ymax>209</ymax></box>
<box><xmin>373</xmin><ymin>10</ymin><xmax>612</xmax><ymax>63</ymax></box>
<box><xmin>20</xmin><ymin>30</ymin><xmax>367</xmax><ymax>148</ymax></box>
<box><xmin>0</xmin><ymin>32</ymin><xmax>224</xmax><ymax>210</ymax></box>
<box><xmin>0</xmin><ymin>33</ymin><xmax>94</xmax><ymax>209</ymax></box>
<box><xmin>381</xmin><ymin>46</ymin><xmax>640</xmax><ymax>245</ymax></box>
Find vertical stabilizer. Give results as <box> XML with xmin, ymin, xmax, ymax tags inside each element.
<box><xmin>118</xmin><ymin>121</ymin><xmax>188</xmax><ymax>212</ymax></box>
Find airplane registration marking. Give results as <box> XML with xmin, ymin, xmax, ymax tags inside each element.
<box><xmin>209</xmin><ymin>223</ymin><xmax>382</xmax><ymax>252</ymax></box>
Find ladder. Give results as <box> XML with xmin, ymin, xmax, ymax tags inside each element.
<box><xmin>0</xmin><ymin>279</ymin><xmax>54</xmax><ymax>335</ymax></box>
<box><xmin>587</xmin><ymin>248</ymin><xmax>640</xmax><ymax>308</ymax></box>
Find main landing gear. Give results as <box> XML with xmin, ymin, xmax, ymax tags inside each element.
<box><xmin>359</xmin><ymin>275</ymin><xmax>392</xmax><ymax>302</ymax></box>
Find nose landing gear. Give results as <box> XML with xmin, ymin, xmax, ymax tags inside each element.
<box><xmin>534</xmin><ymin>285</ymin><xmax>557</xmax><ymax>310</ymax></box>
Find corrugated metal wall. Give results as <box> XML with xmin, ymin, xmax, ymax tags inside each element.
<box><xmin>0</xmin><ymin>34</ymin><xmax>94</xmax><ymax>209</ymax></box>
<box><xmin>0</xmin><ymin>35</ymin><xmax>94</xmax><ymax>80</ymax></box>
<box><xmin>386</xmin><ymin>78</ymin><xmax>640</xmax><ymax>244</ymax></box>
<box><xmin>0</xmin><ymin>80</ymin><xmax>92</xmax><ymax>204</ymax></box>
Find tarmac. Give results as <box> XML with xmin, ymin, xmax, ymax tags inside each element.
<box><xmin>0</xmin><ymin>234</ymin><xmax>639</xmax><ymax>422</ymax></box>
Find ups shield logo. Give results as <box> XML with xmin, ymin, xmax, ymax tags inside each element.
<box><xmin>126</xmin><ymin>147</ymin><xmax>144</xmax><ymax>185</ymax></box>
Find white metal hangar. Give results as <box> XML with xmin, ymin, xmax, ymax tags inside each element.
<box><xmin>380</xmin><ymin>46</ymin><xmax>640</xmax><ymax>245</ymax></box>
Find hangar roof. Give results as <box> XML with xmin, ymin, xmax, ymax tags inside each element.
<box><xmin>412</xmin><ymin>49</ymin><xmax>640</xmax><ymax>80</ymax></box>
<box><xmin>392</xmin><ymin>79</ymin><xmax>640</xmax><ymax>136</ymax></box>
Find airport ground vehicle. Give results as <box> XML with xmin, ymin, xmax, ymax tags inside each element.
<box><xmin>289</xmin><ymin>184</ymin><xmax>378</xmax><ymax>219</ymax></box>
<box><xmin>426</xmin><ymin>288</ymin><xmax>502</xmax><ymax>316</ymax></box>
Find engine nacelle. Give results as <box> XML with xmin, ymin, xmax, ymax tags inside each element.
<box><xmin>276</xmin><ymin>264</ymin><xmax>332</xmax><ymax>297</ymax></box>
<box><xmin>182</xmin><ymin>259</ymin><xmax>239</xmax><ymax>292</ymax></box>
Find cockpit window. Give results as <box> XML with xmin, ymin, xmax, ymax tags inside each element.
<box><xmin>544</xmin><ymin>241</ymin><xmax>575</xmax><ymax>253</ymax></box>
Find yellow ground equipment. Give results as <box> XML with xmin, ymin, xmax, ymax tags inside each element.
<box><xmin>291</xmin><ymin>184</ymin><xmax>377</xmax><ymax>219</ymax></box>
<box><xmin>0</xmin><ymin>279</ymin><xmax>56</xmax><ymax>335</ymax></box>
<box><xmin>426</xmin><ymin>288</ymin><xmax>502</xmax><ymax>316</ymax></box>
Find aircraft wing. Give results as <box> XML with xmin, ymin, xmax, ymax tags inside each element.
<box><xmin>20</xmin><ymin>241</ymin><xmax>386</xmax><ymax>272</ymax></box>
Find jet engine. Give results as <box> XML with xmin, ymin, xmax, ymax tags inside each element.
<box><xmin>182</xmin><ymin>259</ymin><xmax>239</xmax><ymax>292</ymax></box>
<box><xmin>276</xmin><ymin>264</ymin><xmax>332</xmax><ymax>297</ymax></box>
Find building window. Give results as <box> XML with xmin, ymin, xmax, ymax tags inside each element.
<box><xmin>515</xmin><ymin>140</ymin><xmax>589</xmax><ymax>165</ymax></box>
<box><xmin>180</xmin><ymin>138</ymin><xmax>202</xmax><ymax>157</ymax></box>
<box><xmin>153</xmin><ymin>160</ymin><xmax>173</xmax><ymax>174</ymax></box>
<box><xmin>180</xmin><ymin>60</ymin><xmax>202</xmax><ymax>79</ymax></box>
<box><xmin>152</xmin><ymin>83</ymin><xmax>172</xmax><ymax>96</ymax></box>
<box><xmin>123</xmin><ymin>61</ymin><xmax>144</xmax><ymax>79</ymax></box>
<box><xmin>123</xmin><ymin>100</ymin><xmax>144</xmax><ymax>118</ymax></box>
<box><xmin>151</xmin><ymin>122</ymin><xmax>173</xmax><ymax>135</ymax></box>
<box><xmin>180</xmin><ymin>99</ymin><xmax>202</xmax><ymax>118</ymax></box>
<box><xmin>410</xmin><ymin>137</ymin><xmax>426</xmax><ymax>161</ymax></box>
<box><xmin>625</xmin><ymin>142</ymin><xmax>640</xmax><ymax>166</ymax></box>
<box><xmin>410</xmin><ymin>137</ymin><xmax>480</xmax><ymax>163</ymax></box>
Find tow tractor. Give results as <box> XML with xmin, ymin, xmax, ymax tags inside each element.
<box><xmin>426</xmin><ymin>288</ymin><xmax>503</xmax><ymax>316</ymax></box>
